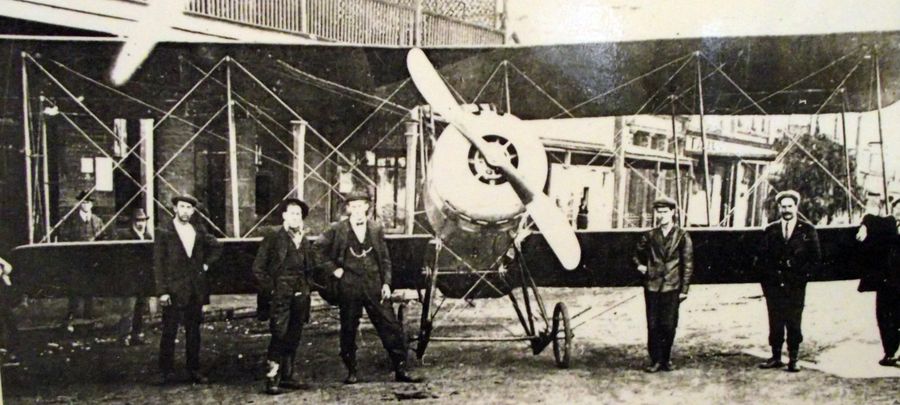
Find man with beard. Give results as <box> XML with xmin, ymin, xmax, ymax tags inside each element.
<box><xmin>633</xmin><ymin>196</ymin><xmax>693</xmax><ymax>373</ymax></box>
<box><xmin>115</xmin><ymin>208</ymin><xmax>152</xmax><ymax>346</ymax></box>
<box><xmin>154</xmin><ymin>194</ymin><xmax>222</xmax><ymax>384</ymax></box>
<box><xmin>317</xmin><ymin>190</ymin><xmax>423</xmax><ymax>384</ymax></box>
<box><xmin>252</xmin><ymin>198</ymin><xmax>315</xmax><ymax>394</ymax></box>
<box><xmin>756</xmin><ymin>190</ymin><xmax>821</xmax><ymax>372</ymax></box>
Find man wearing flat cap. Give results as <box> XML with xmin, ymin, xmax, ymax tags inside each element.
<box><xmin>252</xmin><ymin>198</ymin><xmax>318</xmax><ymax>394</ymax></box>
<box><xmin>632</xmin><ymin>195</ymin><xmax>693</xmax><ymax>373</ymax></box>
<box><xmin>61</xmin><ymin>190</ymin><xmax>108</xmax><ymax>322</ymax></box>
<box><xmin>154</xmin><ymin>194</ymin><xmax>222</xmax><ymax>384</ymax></box>
<box><xmin>755</xmin><ymin>190</ymin><xmax>820</xmax><ymax>372</ymax></box>
<box><xmin>316</xmin><ymin>189</ymin><xmax>423</xmax><ymax>384</ymax></box>
<box><xmin>115</xmin><ymin>208</ymin><xmax>152</xmax><ymax>346</ymax></box>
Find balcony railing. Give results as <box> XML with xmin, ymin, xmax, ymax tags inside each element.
<box><xmin>152</xmin><ymin>0</ymin><xmax>504</xmax><ymax>45</ymax></box>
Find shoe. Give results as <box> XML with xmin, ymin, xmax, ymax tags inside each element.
<box><xmin>159</xmin><ymin>371</ymin><xmax>178</xmax><ymax>385</ymax></box>
<box><xmin>395</xmin><ymin>369</ymin><xmax>425</xmax><ymax>383</ymax></box>
<box><xmin>878</xmin><ymin>356</ymin><xmax>897</xmax><ymax>367</ymax></box>
<box><xmin>279</xmin><ymin>355</ymin><xmax>306</xmax><ymax>390</ymax></box>
<box><xmin>188</xmin><ymin>370</ymin><xmax>209</xmax><ymax>384</ymax></box>
<box><xmin>343</xmin><ymin>371</ymin><xmax>358</xmax><ymax>385</ymax></box>
<box><xmin>644</xmin><ymin>362</ymin><xmax>663</xmax><ymax>373</ymax></box>
<box><xmin>786</xmin><ymin>360</ymin><xmax>801</xmax><ymax>373</ymax></box>
<box><xmin>129</xmin><ymin>334</ymin><xmax>146</xmax><ymax>346</ymax></box>
<box><xmin>660</xmin><ymin>362</ymin><xmax>675</xmax><ymax>372</ymax></box>
<box><xmin>758</xmin><ymin>358</ymin><xmax>784</xmax><ymax>369</ymax></box>
<box><xmin>342</xmin><ymin>356</ymin><xmax>358</xmax><ymax>384</ymax></box>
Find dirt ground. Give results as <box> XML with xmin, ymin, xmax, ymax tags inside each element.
<box><xmin>2</xmin><ymin>281</ymin><xmax>900</xmax><ymax>404</ymax></box>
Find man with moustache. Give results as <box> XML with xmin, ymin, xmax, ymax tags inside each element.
<box><xmin>252</xmin><ymin>198</ymin><xmax>316</xmax><ymax>394</ymax></box>
<box><xmin>756</xmin><ymin>190</ymin><xmax>821</xmax><ymax>372</ymax></box>
<box><xmin>317</xmin><ymin>190</ymin><xmax>423</xmax><ymax>384</ymax></box>
<box><xmin>154</xmin><ymin>194</ymin><xmax>222</xmax><ymax>384</ymax></box>
<box><xmin>632</xmin><ymin>196</ymin><xmax>694</xmax><ymax>373</ymax></box>
<box><xmin>115</xmin><ymin>208</ymin><xmax>152</xmax><ymax>346</ymax></box>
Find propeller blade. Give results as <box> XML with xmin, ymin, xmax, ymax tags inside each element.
<box><xmin>406</xmin><ymin>48</ymin><xmax>581</xmax><ymax>270</ymax></box>
<box><xmin>524</xmin><ymin>195</ymin><xmax>582</xmax><ymax>270</ymax></box>
<box><xmin>110</xmin><ymin>0</ymin><xmax>187</xmax><ymax>86</ymax></box>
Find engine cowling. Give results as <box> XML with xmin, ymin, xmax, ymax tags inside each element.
<box><xmin>423</xmin><ymin>110</ymin><xmax>548</xmax><ymax>298</ymax></box>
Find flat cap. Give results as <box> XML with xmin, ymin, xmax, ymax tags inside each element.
<box><xmin>345</xmin><ymin>189</ymin><xmax>371</xmax><ymax>203</ymax></box>
<box><xmin>652</xmin><ymin>196</ymin><xmax>677</xmax><ymax>209</ymax></box>
<box><xmin>171</xmin><ymin>194</ymin><xmax>199</xmax><ymax>207</ymax></box>
<box><xmin>775</xmin><ymin>190</ymin><xmax>801</xmax><ymax>204</ymax></box>
<box><xmin>280</xmin><ymin>198</ymin><xmax>310</xmax><ymax>218</ymax></box>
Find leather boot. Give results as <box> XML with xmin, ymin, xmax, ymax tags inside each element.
<box><xmin>758</xmin><ymin>346</ymin><xmax>784</xmax><ymax>369</ymax></box>
<box><xmin>279</xmin><ymin>354</ymin><xmax>305</xmax><ymax>390</ymax></box>
<box><xmin>394</xmin><ymin>361</ymin><xmax>424</xmax><ymax>383</ymax></box>
<box><xmin>265</xmin><ymin>360</ymin><xmax>283</xmax><ymax>395</ymax></box>
<box><xmin>786</xmin><ymin>349</ymin><xmax>801</xmax><ymax>372</ymax></box>
<box><xmin>342</xmin><ymin>355</ymin><xmax>358</xmax><ymax>385</ymax></box>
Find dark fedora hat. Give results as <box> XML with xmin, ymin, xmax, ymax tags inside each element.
<box><xmin>171</xmin><ymin>194</ymin><xmax>199</xmax><ymax>207</ymax></box>
<box><xmin>280</xmin><ymin>198</ymin><xmax>310</xmax><ymax>218</ymax></box>
<box><xmin>131</xmin><ymin>208</ymin><xmax>149</xmax><ymax>221</ymax></box>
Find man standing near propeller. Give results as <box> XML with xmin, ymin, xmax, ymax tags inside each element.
<box><xmin>317</xmin><ymin>190</ymin><xmax>423</xmax><ymax>384</ymax></box>
<box><xmin>633</xmin><ymin>196</ymin><xmax>694</xmax><ymax>373</ymax></box>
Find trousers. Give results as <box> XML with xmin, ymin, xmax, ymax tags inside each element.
<box><xmin>338</xmin><ymin>276</ymin><xmax>406</xmax><ymax>366</ymax></box>
<box><xmin>267</xmin><ymin>293</ymin><xmax>311</xmax><ymax>361</ymax></box>
<box><xmin>159</xmin><ymin>302</ymin><xmax>203</xmax><ymax>371</ymax></box>
<box><xmin>644</xmin><ymin>290</ymin><xmax>681</xmax><ymax>364</ymax></box>
<box><xmin>762</xmin><ymin>284</ymin><xmax>806</xmax><ymax>351</ymax></box>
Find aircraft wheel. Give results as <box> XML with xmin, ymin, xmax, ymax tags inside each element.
<box><xmin>552</xmin><ymin>302</ymin><xmax>572</xmax><ymax>369</ymax></box>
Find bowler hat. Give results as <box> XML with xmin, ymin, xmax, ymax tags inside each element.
<box><xmin>652</xmin><ymin>196</ymin><xmax>677</xmax><ymax>209</ymax></box>
<box><xmin>171</xmin><ymin>194</ymin><xmax>199</xmax><ymax>207</ymax></box>
<box><xmin>345</xmin><ymin>189</ymin><xmax>370</xmax><ymax>203</ymax></box>
<box><xmin>76</xmin><ymin>190</ymin><xmax>94</xmax><ymax>202</ymax></box>
<box><xmin>775</xmin><ymin>190</ymin><xmax>801</xmax><ymax>204</ymax></box>
<box><xmin>281</xmin><ymin>198</ymin><xmax>310</xmax><ymax>218</ymax></box>
<box><xmin>131</xmin><ymin>208</ymin><xmax>149</xmax><ymax>221</ymax></box>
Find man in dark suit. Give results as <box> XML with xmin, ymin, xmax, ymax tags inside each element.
<box><xmin>252</xmin><ymin>198</ymin><xmax>316</xmax><ymax>395</ymax></box>
<box><xmin>632</xmin><ymin>196</ymin><xmax>693</xmax><ymax>373</ymax></box>
<box><xmin>62</xmin><ymin>190</ymin><xmax>107</xmax><ymax>322</ymax></box>
<box><xmin>115</xmin><ymin>208</ymin><xmax>152</xmax><ymax>346</ymax></box>
<box><xmin>154</xmin><ymin>194</ymin><xmax>222</xmax><ymax>384</ymax></box>
<box><xmin>317</xmin><ymin>190</ymin><xmax>422</xmax><ymax>384</ymax></box>
<box><xmin>856</xmin><ymin>205</ymin><xmax>900</xmax><ymax>367</ymax></box>
<box><xmin>756</xmin><ymin>190</ymin><xmax>820</xmax><ymax>372</ymax></box>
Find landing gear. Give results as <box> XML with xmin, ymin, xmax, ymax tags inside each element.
<box><xmin>552</xmin><ymin>302</ymin><xmax>572</xmax><ymax>369</ymax></box>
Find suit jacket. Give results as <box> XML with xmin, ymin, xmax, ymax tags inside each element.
<box><xmin>857</xmin><ymin>214</ymin><xmax>900</xmax><ymax>293</ymax></box>
<box><xmin>61</xmin><ymin>213</ymin><xmax>106</xmax><ymax>242</ymax></box>
<box><xmin>252</xmin><ymin>225</ymin><xmax>316</xmax><ymax>299</ymax></box>
<box><xmin>115</xmin><ymin>227</ymin><xmax>152</xmax><ymax>241</ymax></box>
<box><xmin>153</xmin><ymin>220</ymin><xmax>222</xmax><ymax>307</ymax></box>
<box><xmin>756</xmin><ymin>219</ymin><xmax>821</xmax><ymax>289</ymax></box>
<box><xmin>316</xmin><ymin>219</ymin><xmax>392</xmax><ymax>287</ymax></box>
<box><xmin>633</xmin><ymin>226</ymin><xmax>694</xmax><ymax>293</ymax></box>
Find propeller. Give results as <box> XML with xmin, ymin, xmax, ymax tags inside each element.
<box><xmin>110</xmin><ymin>0</ymin><xmax>188</xmax><ymax>86</ymax></box>
<box><xmin>406</xmin><ymin>48</ymin><xmax>581</xmax><ymax>270</ymax></box>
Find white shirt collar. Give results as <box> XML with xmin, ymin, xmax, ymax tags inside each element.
<box><xmin>173</xmin><ymin>220</ymin><xmax>196</xmax><ymax>257</ymax></box>
<box><xmin>79</xmin><ymin>211</ymin><xmax>90</xmax><ymax>222</ymax></box>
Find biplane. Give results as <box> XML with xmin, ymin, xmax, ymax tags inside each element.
<box><xmin>4</xmin><ymin>30</ymin><xmax>900</xmax><ymax>368</ymax></box>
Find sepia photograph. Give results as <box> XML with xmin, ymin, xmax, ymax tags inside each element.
<box><xmin>0</xmin><ymin>0</ymin><xmax>899</xmax><ymax>403</ymax></box>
